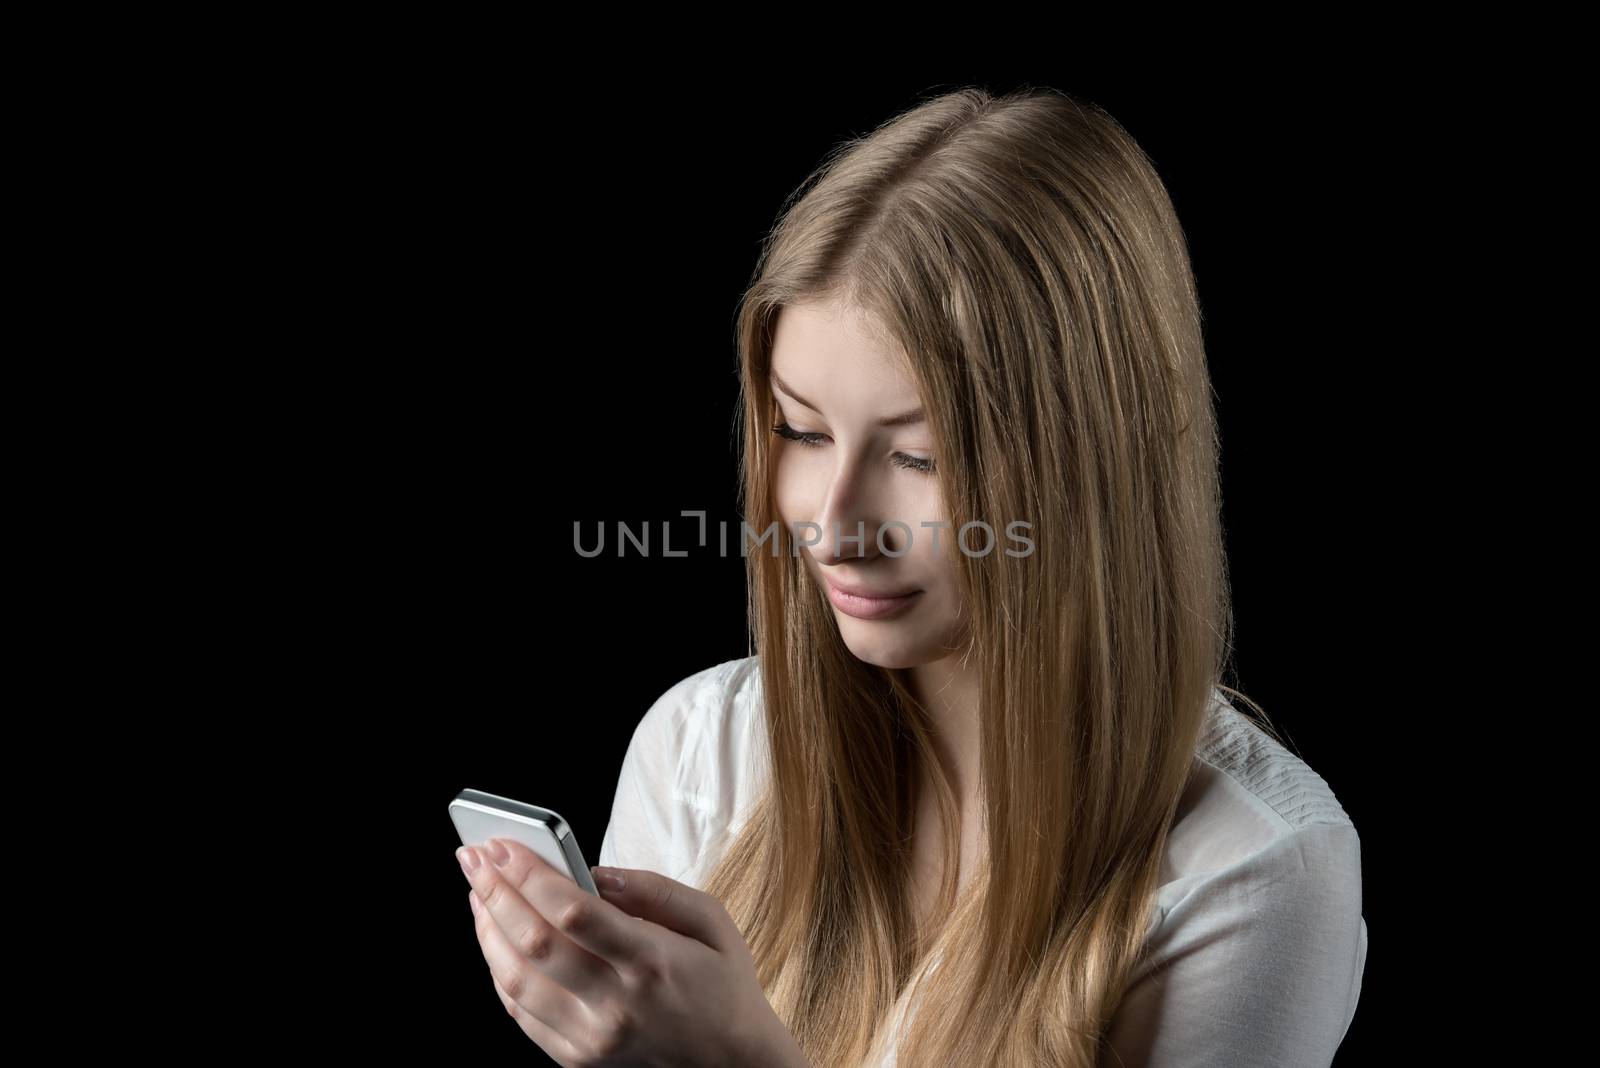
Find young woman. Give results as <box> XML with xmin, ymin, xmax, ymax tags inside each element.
<box><xmin>460</xmin><ymin>86</ymin><xmax>1367</xmax><ymax>1067</ymax></box>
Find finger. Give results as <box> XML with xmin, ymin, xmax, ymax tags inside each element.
<box><xmin>592</xmin><ymin>865</ymin><xmax>738</xmax><ymax>953</ymax></box>
<box><xmin>471</xmin><ymin>884</ymin><xmax>592</xmax><ymax>1042</ymax></box>
<box><xmin>488</xmin><ymin>964</ymin><xmax>585</xmax><ymax>1067</ymax></box>
<box><xmin>457</xmin><ymin>844</ymin><xmax>615</xmax><ymax>997</ymax></box>
<box><xmin>476</xmin><ymin>838</ymin><xmax>664</xmax><ymax>977</ymax></box>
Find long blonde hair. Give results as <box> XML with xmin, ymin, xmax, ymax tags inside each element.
<box><xmin>705</xmin><ymin>84</ymin><xmax>1282</xmax><ymax>1067</ymax></box>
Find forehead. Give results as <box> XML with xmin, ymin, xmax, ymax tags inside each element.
<box><xmin>769</xmin><ymin>298</ymin><xmax>915</xmax><ymax>396</ymax></box>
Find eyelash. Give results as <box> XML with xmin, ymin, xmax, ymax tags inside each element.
<box><xmin>770</xmin><ymin>422</ymin><xmax>937</xmax><ymax>475</ymax></box>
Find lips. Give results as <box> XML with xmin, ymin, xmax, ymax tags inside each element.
<box><xmin>825</xmin><ymin>579</ymin><xmax>921</xmax><ymax>599</ymax></box>
<box><xmin>823</xmin><ymin>578</ymin><xmax>924</xmax><ymax>621</ymax></box>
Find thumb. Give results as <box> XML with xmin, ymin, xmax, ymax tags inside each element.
<box><xmin>591</xmin><ymin>866</ymin><xmax>734</xmax><ymax>952</ymax></box>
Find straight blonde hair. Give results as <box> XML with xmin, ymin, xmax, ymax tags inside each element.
<box><xmin>704</xmin><ymin>84</ymin><xmax>1281</xmax><ymax>1068</ymax></box>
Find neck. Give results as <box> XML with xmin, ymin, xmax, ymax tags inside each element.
<box><xmin>906</xmin><ymin>653</ymin><xmax>982</xmax><ymax>813</ymax></box>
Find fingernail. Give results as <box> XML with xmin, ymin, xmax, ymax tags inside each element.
<box><xmin>469</xmin><ymin>891</ymin><xmax>480</xmax><ymax>915</ymax></box>
<box><xmin>593</xmin><ymin>867</ymin><xmax>626</xmax><ymax>892</ymax></box>
<box><xmin>457</xmin><ymin>846</ymin><xmax>480</xmax><ymax>876</ymax></box>
<box><xmin>485</xmin><ymin>839</ymin><xmax>511</xmax><ymax>867</ymax></box>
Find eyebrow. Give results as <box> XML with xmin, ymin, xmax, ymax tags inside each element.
<box><xmin>770</xmin><ymin>372</ymin><xmax>926</xmax><ymax>428</ymax></box>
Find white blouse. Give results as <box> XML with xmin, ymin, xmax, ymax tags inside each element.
<box><xmin>597</xmin><ymin>656</ymin><xmax>1368</xmax><ymax>1067</ymax></box>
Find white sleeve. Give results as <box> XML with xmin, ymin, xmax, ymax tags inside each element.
<box><xmin>1101</xmin><ymin>821</ymin><xmax>1368</xmax><ymax>1068</ymax></box>
<box><xmin>595</xmin><ymin>666</ymin><xmax>732</xmax><ymax>886</ymax></box>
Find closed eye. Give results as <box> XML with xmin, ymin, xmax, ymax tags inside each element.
<box><xmin>771</xmin><ymin>422</ymin><xmax>827</xmax><ymax>448</ymax></box>
<box><xmin>770</xmin><ymin>422</ymin><xmax>936</xmax><ymax>475</ymax></box>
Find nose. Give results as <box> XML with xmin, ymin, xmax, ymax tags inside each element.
<box><xmin>806</xmin><ymin>464</ymin><xmax>904</xmax><ymax>564</ymax></box>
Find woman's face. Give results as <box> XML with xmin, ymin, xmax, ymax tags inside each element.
<box><xmin>769</xmin><ymin>295</ymin><xmax>966</xmax><ymax>670</ymax></box>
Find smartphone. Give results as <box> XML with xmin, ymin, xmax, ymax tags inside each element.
<box><xmin>448</xmin><ymin>787</ymin><xmax>599</xmax><ymax>895</ymax></box>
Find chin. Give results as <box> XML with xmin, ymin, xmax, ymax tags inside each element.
<box><xmin>838</xmin><ymin>629</ymin><xmax>930</xmax><ymax>670</ymax></box>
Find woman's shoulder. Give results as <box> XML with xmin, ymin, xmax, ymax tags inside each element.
<box><xmin>1107</xmin><ymin>692</ymin><xmax>1370</xmax><ymax>1061</ymax></box>
<box><xmin>628</xmin><ymin>654</ymin><xmax>766</xmax><ymax>822</ymax></box>
<box><xmin>639</xmin><ymin>655</ymin><xmax>761</xmax><ymax>727</ymax></box>
<box><xmin>1145</xmin><ymin>686</ymin><xmax>1367</xmax><ymax>966</ymax></box>
<box><xmin>1157</xmin><ymin>689</ymin><xmax>1365</xmax><ymax>903</ymax></box>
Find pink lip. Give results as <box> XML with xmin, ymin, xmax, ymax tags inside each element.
<box><xmin>824</xmin><ymin>580</ymin><xmax>923</xmax><ymax>620</ymax></box>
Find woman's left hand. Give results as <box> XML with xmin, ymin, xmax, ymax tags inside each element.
<box><xmin>457</xmin><ymin>837</ymin><xmax>807</xmax><ymax>1068</ymax></box>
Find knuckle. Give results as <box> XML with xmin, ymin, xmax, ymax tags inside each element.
<box><xmin>632</xmin><ymin>945</ymin><xmax>668</xmax><ymax>987</ymax></box>
<box><xmin>491</xmin><ymin>977</ymin><xmax>518</xmax><ymax>1017</ymax></box>
<box><xmin>482</xmin><ymin>880</ymin><xmax>511</xmax><ymax>912</ymax></box>
<box><xmin>648</xmin><ymin>880</ymin><xmax>677</xmax><ymax>913</ymax></box>
<box><xmin>556</xmin><ymin>895</ymin><xmax>596</xmax><ymax>935</ymax></box>
<box><xmin>590</xmin><ymin>1002</ymin><xmax>635</xmax><ymax>1059</ymax></box>
<box><xmin>498</xmin><ymin>964</ymin><xmax>528</xmax><ymax>1002</ymax></box>
<box><xmin>516</xmin><ymin>923</ymin><xmax>554</xmax><ymax>962</ymax></box>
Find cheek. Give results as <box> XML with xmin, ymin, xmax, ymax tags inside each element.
<box><xmin>899</xmin><ymin>489</ymin><xmax>951</xmax><ymax>561</ymax></box>
<box><xmin>907</xmin><ymin>536</ymin><xmax>959</xmax><ymax>592</ymax></box>
<box><xmin>905</xmin><ymin>542</ymin><xmax>964</xmax><ymax>636</ymax></box>
<box><xmin>772</xmin><ymin>460</ymin><xmax>812</xmax><ymax>526</ymax></box>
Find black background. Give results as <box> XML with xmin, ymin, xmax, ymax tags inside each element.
<box><xmin>227</xmin><ymin>64</ymin><xmax>1460</xmax><ymax>1062</ymax></box>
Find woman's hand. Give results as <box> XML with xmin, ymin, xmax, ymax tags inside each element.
<box><xmin>456</xmin><ymin>837</ymin><xmax>808</xmax><ymax>1068</ymax></box>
